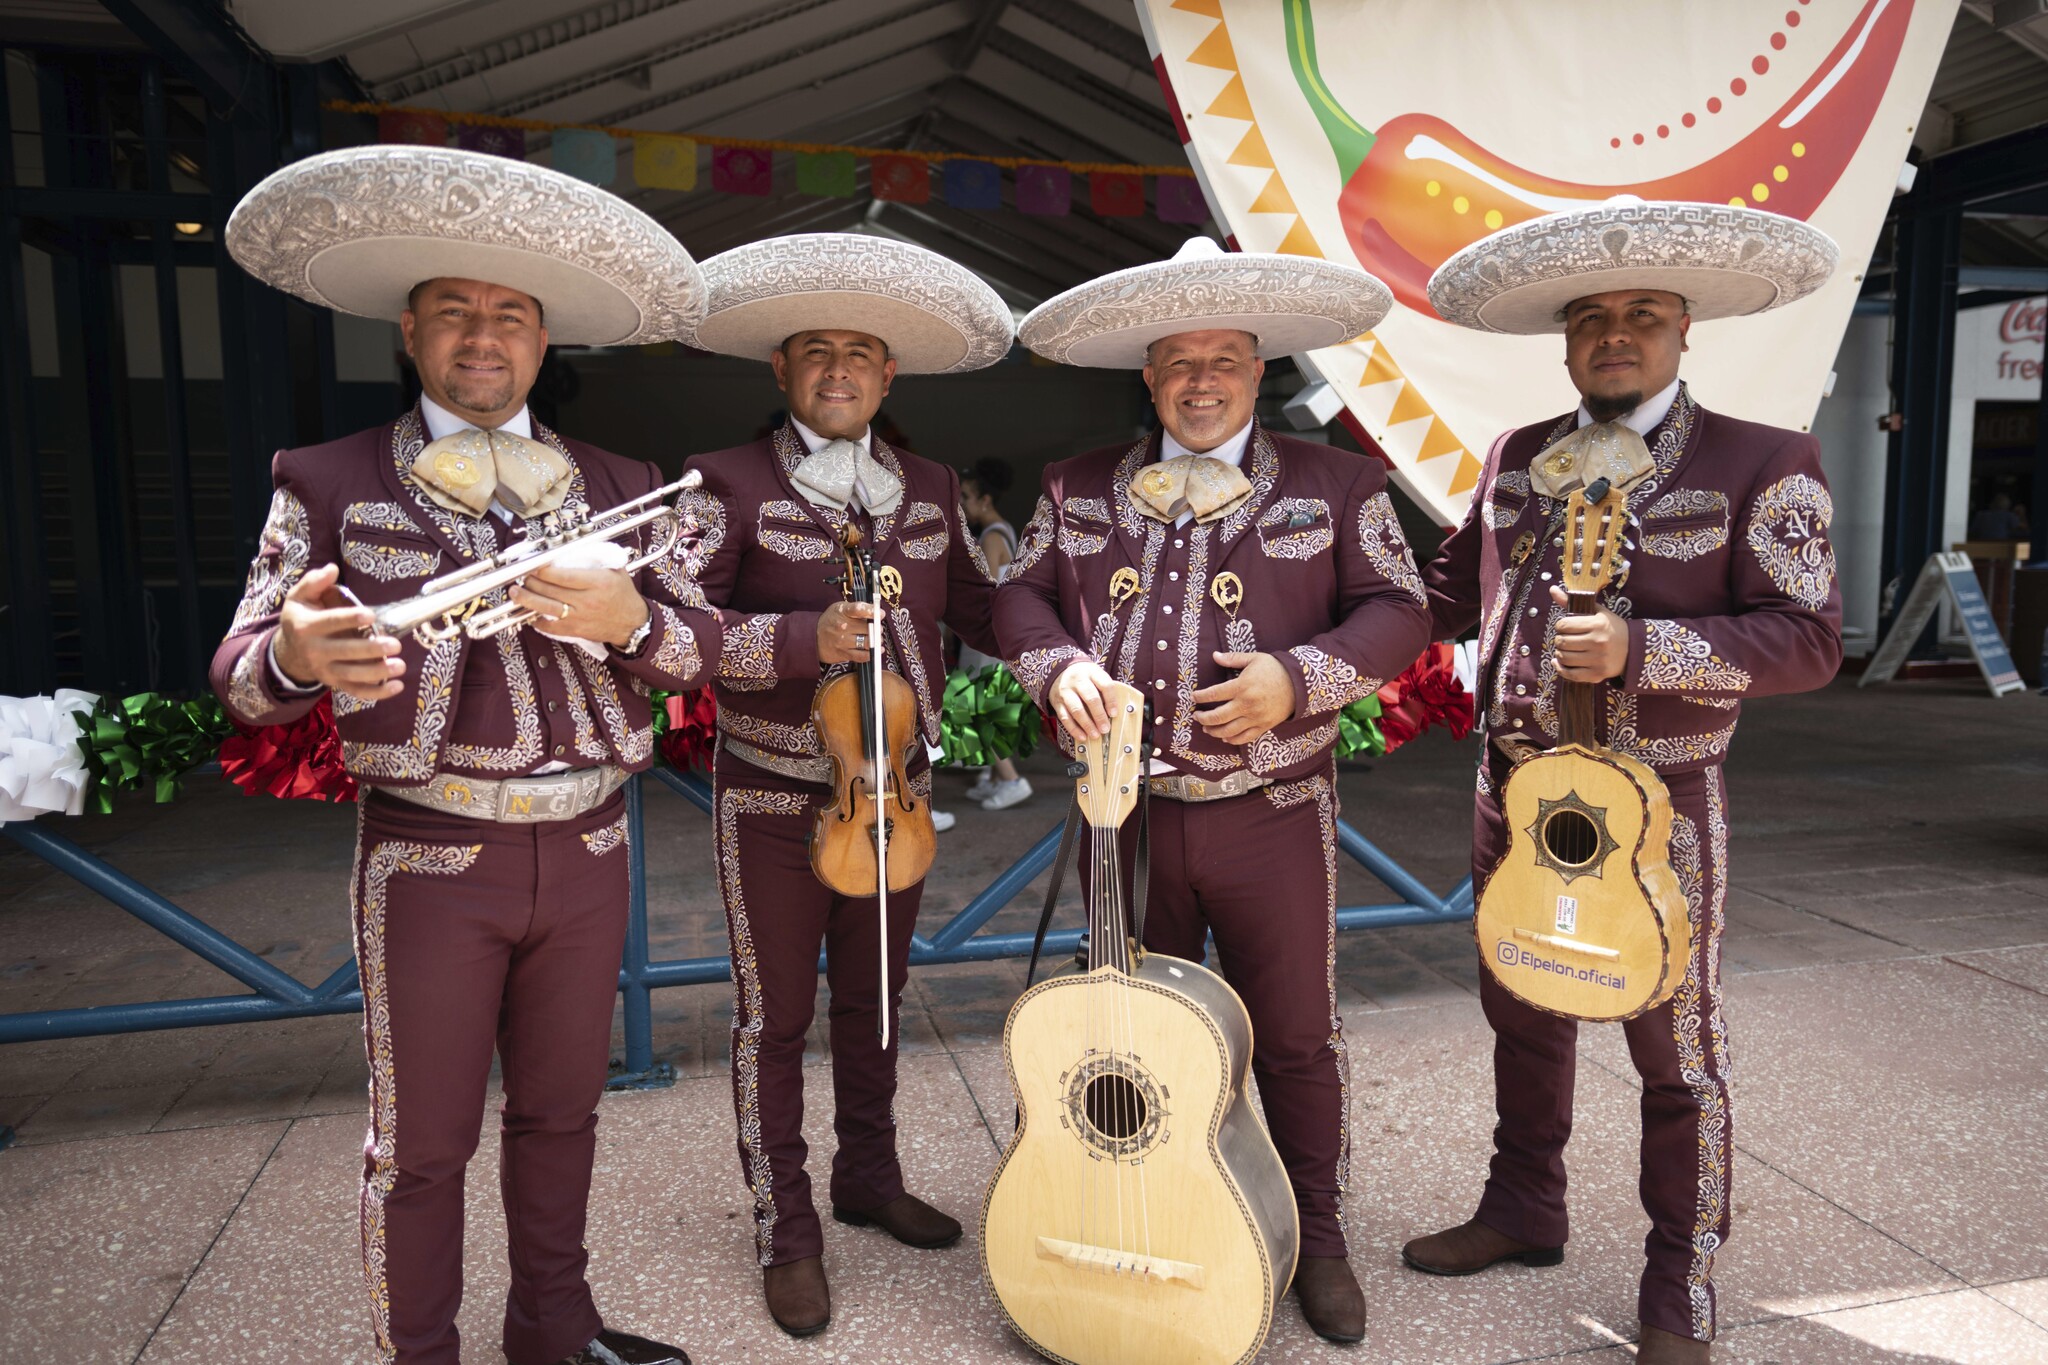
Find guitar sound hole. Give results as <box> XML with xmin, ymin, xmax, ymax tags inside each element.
<box><xmin>1543</xmin><ymin>809</ymin><xmax>1601</xmax><ymax>867</ymax></box>
<box><xmin>1083</xmin><ymin>1072</ymin><xmax>1147</xmax><ymax>1140</ymax></box>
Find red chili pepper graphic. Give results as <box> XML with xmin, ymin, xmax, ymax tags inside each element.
<box><xmin>1284</xmin><ymin>0</ymin><xmax>1913</xmax><ymax>315</ymax></box>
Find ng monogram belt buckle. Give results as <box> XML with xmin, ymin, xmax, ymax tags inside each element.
<box><xmin>497</xmin><ymin>774</ymin><xmax>590</xmax><ymax>822</ymax></box>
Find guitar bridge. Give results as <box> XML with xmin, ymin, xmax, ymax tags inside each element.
<box><xmin>1035</xmin><ymin>1236</ymin><xmax>1205</xmax><ymax>1289</ymax></box>
<box><xmin>1512</xmin><ymin>926</ymin><xmax>1621</xmax><ymax>961</ymax></box>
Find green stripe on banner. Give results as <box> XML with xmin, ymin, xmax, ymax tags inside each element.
<box><xmin>796</xmin><ymin>150</ymin><xmax>857</xmax><ymax>197</ymax></box>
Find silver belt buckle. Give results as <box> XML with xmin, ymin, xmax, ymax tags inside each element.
<box><xmin>500</xmin><ymin>774</ymin><xmax>582</xmax><ymax>822</ymax></box>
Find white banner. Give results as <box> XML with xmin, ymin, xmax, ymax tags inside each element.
<box><xmin>1138</xmin><ymin>0</ymin><xmax>1959</xmax><ymax>525</ymax></box>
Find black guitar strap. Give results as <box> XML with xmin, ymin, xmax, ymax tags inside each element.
<box><xmin>1024</xmin><ymin>704</ymin><xmax>1153</xmax><ymax>988</ymax></box>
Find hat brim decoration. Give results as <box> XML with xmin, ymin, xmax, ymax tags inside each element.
<box><xmin>690</xmin><ymin>234</ymin><xmax>1015</xmax><ymax>375</ymax></box>
<box><xmin>226</xmin><ymin>146</ymin><xmax>706</xmax><ymax>348</ymax></box>
<box><xmin>1426</xmin><ymin>199</ymin><xmax>1839</xmax><ymax>335</ymax></box>
<box><xmin>1017</xmin><ymin>237</ymin><xmax>1394</xmax><ymax>369</ymax></box>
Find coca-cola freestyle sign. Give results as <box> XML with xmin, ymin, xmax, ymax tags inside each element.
<box><xmin>1996</xmin><ymin>297</ymin><xmax>2044</xmax><ymax>382</ymax></box>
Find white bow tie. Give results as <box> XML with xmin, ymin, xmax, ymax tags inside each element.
<box><xmin>791</xmin><ymin>438</ymin><xmax>904</xmax><ymax>517</ymax></box>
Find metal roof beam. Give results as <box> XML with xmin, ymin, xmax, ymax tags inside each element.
<box><xmin>961</xmin><ymin>47</ymin><xmax>1179</xmax><ymax>164</ymax></box>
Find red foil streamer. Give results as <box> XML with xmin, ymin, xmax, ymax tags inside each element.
<box><xmin>218</xmin><ymin>694</ymin><xmax>359</xmax><ymax>803</ymax></box>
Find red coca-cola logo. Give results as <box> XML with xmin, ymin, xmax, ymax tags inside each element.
<box><xmin>2001</xmin><ymin>298</ymin><xmax>2046</xmax><ymax>345</ymax></box>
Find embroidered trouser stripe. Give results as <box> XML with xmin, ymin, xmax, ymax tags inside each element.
<box><xmin>714</xmin><ymin>761</ymin><xmax>926</xmax><ymax>1268</ymax></box>
<box><xmin>1082</xmin><ymin>769</ymin><xmax>1351</xmax><ymax>1257</ymax></box>
<box><xmin>1470</xmin><ymin>764</ymin><xmax>1732</xmax><ymax>1343</ymax></box>
<box><xmin>351</xmin><ymin>792</ymin><xmax>627</xmax><ymax>1365</ymax></box>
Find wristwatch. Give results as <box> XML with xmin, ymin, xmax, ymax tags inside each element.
<box><xmin>617</xmin><ymin>614</ymin><xmax>654</xmax><ymax>659</ymax></box>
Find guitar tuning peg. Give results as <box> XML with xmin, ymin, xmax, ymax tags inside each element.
<box><xmin>1064</xmin><ymin>760</ymin><xmax>1089</xmax><ymax>778</ymax></box>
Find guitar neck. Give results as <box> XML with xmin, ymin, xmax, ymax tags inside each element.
<box><xmin>1557</xmin><ymin>590</ymin><xmax>1601</xmax><ymax>748</ymax></box>
<box><xmin>1085</xmin><ymin>827</ymin><xmax>1136</xmax><ymax>973</ymax></box>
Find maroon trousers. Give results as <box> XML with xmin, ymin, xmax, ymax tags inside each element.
<box><xmin>1084</xmin><ymin>768</ymin><xmax>1351</xmax><ymax>1258</ymax></box>
<box><xmin>1470</xmin><ymin>762</ymin><xmax>1733</xmax><ymax>1343</ymax></box>
<box><xmin>351</xmin><ymin>789</ymin><xmax>631</xmax><ymax>1365</ymax></box>
<box><xmin>711</xmin><ymin>754</ymin><xmax>924</xmax><ymax>1267</ymax></box>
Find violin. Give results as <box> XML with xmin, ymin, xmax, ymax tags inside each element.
<box><xmin>810</xmin><ymin>523</ymin><xmax>936</xmax><ymax>1041</ymax></box>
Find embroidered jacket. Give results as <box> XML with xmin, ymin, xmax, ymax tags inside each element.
<box><xmin>682</xmin><ymin>422</ymin><xmax>998</xmax><ymax>777</ymax></box>
<box><xmin>992</xmin><ymin>422</ymin><xmax>1433</xmax><ymax>782</ymax></box>
<box><xmin>1422</xmin><ymin>384</ymin><xmax>1842</xmax><ymax>781</ymax></box>
<box><xmin>210</xmin><ymin>406</ymin><xmax>721</xmax><ymax>785</ymax></box>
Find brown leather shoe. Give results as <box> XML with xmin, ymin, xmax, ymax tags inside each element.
<box><xmin>1400</xmin><ymin>1217</ymin><xmax>1564</xmax><ymax>1276</ymax></box>
<box><xmin>763</xmin><ymin>1256</ymin><xmax>831</xmax><ymax>1338</ymax></box>
<box><xmin>1293</xmin><ymin>1255</ymin><xmax>1367</xmax><ymax>1345</ymax></box>
<box><xmin>831</xmin><ymin>1192</ymin><xmax>963</xmax><ymax>1249</ymax></box>
<box><xmin>556</xmin><ymin>1328</ymin><xmax>690</xmax><ymax>1364</ymax></box>
<box><xmin>1637</xmin><ymin>1325</ymin><xmax>1711</xmax><ymax>1363</ymax></box>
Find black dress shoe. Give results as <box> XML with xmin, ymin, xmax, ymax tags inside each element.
<box><xmin>831</xmin><ymin>1192</ymin><xmax>962</xmax><ymax>1248</ymax></box>
<box><xmin>557</xmin><ymin>1327</ymin><xmax>690</xmax><ymax>1364</ymax></box>
<box><xmin>764</xmin><ymin>1255</ymin><xmax>832</xmax><ymax>1337</ymax></box>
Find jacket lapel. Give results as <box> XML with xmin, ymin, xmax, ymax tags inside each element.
<box><xmin>378</xmin><ymin>405</ymin><xmax>494</xmax><ymax>567</ymax></box>
<box><xmin>1206</xmin><ymin>420</ymin><xmax>1282</xmax><ymax>574</ymax></box>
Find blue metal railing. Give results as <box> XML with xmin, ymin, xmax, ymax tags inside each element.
<box><xmin>0</xmin><ymin>770</ymin><xmax>1473</xmax><ymax>1083</ymax></box>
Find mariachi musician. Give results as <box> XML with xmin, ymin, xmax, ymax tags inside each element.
<box><xmin>1407</xmin><ymin>200</ymin><xmax>1844</xmax><ymax>1364</ymax></box>
<box><xmin>995</xmin><ymin>237</ymin><xmax>1434</xmax><ymax>1344</ymax></box>
<box><xmin>676</xmin><ymin>233</ymin><xmax>1014</xmax><ymax>1337</ymax></box>
<box><xmin>214</xmin><ymin>147</ymin><xmax>716</xmax><ymax>1365</ymax></box>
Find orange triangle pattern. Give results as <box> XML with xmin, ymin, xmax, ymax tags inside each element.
<box><xmin>1247</xmin><ymin>174</ymin><xmax>1296</xmax><ymax>215</ymax></box>
<box><xmin>1359</xmin><ymin>344</ymin><xmax>1404</xmax><ymax>389</ymax></box>
<box><xmin>1416</xmin><ymin>418</ymin><xmax>1466</xmax><ymax>462</ymax></box>
<box><xmin>1274</xmin><ymin>217</ymin><xmax>1323</xmax><ymax>258</ymax></box>
<box><xmin>1171</xmin><ymin>0</ymin><xmax>1225</xmax><ymax>14</ymax></box>
<box><xmin>1204</xmin><ymin>74</ymin><xmax>1253</xmax><ymax>120</ymax></box>
<box><xmin>1226</xmin><ymin>124</ymin><xmax>1273</xmax><ymax>168</ymax></box>
<box><xmin>1386</xmin><ymin>383</ymin><xmax>1435</xmax><ymax>428</ymax></box>
<box><xmin>1447</xmin><ymin>451</ymin><xmax>1484</xmax><ymax>495</ymax></box>
<box><xmin>1186</xmin><ymin>21</ymin><xmax>1238</xmax><ymax>70</ymax></box>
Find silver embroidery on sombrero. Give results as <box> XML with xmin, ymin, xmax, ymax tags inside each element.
<box><xmin>355</xmin><ymin>830</ymin><xmax>478</xmax><ymax>1361</ymax></box>
<box><xmin>231</xmin><ymin>487</ymin><xmax>312</xmax><ymax>633</ymax></box>
<box><xmin>717</xmin><ymin>785</ymin><xmax>812</xmax><ymax>1265</ymax></box>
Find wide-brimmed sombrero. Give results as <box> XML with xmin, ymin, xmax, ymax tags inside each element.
<box><xmin>1427</xmin><ymin>197</ymin><xmax>1838</xmax><ymax>335</ymax></box>
<box><xmin>689</xmin><ymin>233</ymin><xmax>1014</xmax><ymax>374</ymax></box>
<box><xmin>226</xmin><ymin>145</ymin><xmax>705</xmax><ymax>347</ymax></box>
<box><xmin>1018</xmin><ymin>236</ymin><xmax>1393</xmax><ymax>368</ymax></box>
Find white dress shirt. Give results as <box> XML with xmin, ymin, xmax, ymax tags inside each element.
<box><xmin>1575</xmin><ymin>377</ymin><xmax>1679</xmax><ymax>437</ymax></box>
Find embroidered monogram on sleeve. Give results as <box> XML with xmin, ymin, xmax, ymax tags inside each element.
<box><xmin>1746</xmin><ymin>474</ymin><xmax>1835</xmax><ymax>611</ymax></box>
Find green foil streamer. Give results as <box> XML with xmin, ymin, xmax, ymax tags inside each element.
<box><xmin>78</xmin><ymin>692</ymin><xmax>232</xmax><ymax>810</ymax></box>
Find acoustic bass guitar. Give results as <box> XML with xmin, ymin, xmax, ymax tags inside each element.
<box><xmin>1475</xmin><ymin>477</ymin><xmax>1691</xmax><ymax>1021</ymax></box>
<box><xmin>982</xmin><ymin>680</ymin><xmax>1297</xmax><ymax>1365</ymax></box>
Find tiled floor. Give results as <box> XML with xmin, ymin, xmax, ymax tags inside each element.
<box><xmin>1</xmin><ymin>677</ymin><xmax>2045</xmax><ymax>1363</ymax></box>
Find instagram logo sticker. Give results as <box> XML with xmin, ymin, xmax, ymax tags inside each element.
<box><xmin>1495</xmin><ymin>940</ymin><xmax>1518</xmax><ymax>968</ymax></box>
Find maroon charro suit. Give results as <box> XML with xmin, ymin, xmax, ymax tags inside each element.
<box><xmin>212</xmin><ymin>405</ymin><xmax>719</xmax><ymax>1365</ymax></box>
<box><xmin>681</xmin><ymin>420</ymin><xmax>997</xmax><ymax>1267</ymax></box>
<box><xmin>1422</xmin><ymin>382</ymin><xmax>1841</xmax><ymax>1341</ymax></box>
<box><xmin>993</xmin><ymin>420</ymin><xmax>1432</xmax><ymax>1258</ymax></box>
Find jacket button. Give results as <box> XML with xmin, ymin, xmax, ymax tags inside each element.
<box><xmin>554</xmin><ymin>744</ymin><xmax>567</xmax><ymax>756</ymax></box>
<box><xmin>547</xmin><ymin>700</ymin><xmax>559</xmax><ymax>712</ymax></box>
<box><xmin>1156</xmin><ymin>641</ymin><xmax>1167</xmax><ymax>650</ymax></box>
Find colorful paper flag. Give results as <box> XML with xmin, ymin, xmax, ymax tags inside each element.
<box><xmin>712</xmin><ymin>145</ymin><xmax>772</xmax><ymax>196</ymax></box>
<box><xmin>454</xmin><ymin>123</ymin><xmax>524</xmax><ymax>159</ymax></box>
<box><xmin>871</xmin><ymin>155</ymin><xmax>930</xmax><ymax>204</ymax></box>
<box><xmin>1015</xmin><ymin>165</ymin><xmax>1070</xmax><ymax>216</ymax></box>
<box><xmin>1091</xmin><ymin>171</ymin><xmax>1143</xmax><ymax>217</ymax></box>
<box><xmin>796</xmin><ymin>151</ymin><xmax>857</xmax><ymax>198</ymax></box>
<box><xmin>633</xmin><ymin>134</ymin><xmax>697</xmax><ymax>191</ymax></box>
<box><xmin>1155</xmin><ymin>175</ymin><xmax>1210</xmax><ymax>224</ymax></box>
<box><xmin>552</xmin><ymin>129</ymin><xmax>616</xmax><ymax>186</ymax></box>
<box><xmin>942</xmin><ymin>159</ymin><xmax>1002</xmax><ymax>210</ymax></box>
<box><xmin>378</xmin><ymin>110</ymin><xmax>448</xmax><ymax>146</ymax></box>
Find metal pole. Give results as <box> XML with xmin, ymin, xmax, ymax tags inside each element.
<box><xmin>0</xmin><ymin>54</ymin><xmax>54</xmax><ymax>696</ymax></box>
<box><xmin>142</xmin><ymin>60</ymin><xmax>206</xmax><ymax>691</ymax></box>
<box><xmin>618</xmin><ymin>773</ymin><xmax>655</xmax><ymax>1077</ymax></box>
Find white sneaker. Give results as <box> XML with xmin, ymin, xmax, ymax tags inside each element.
<box><xmin>931</xmin><ymin>808</ymin><xmax>958</xmax><ymax>832</ymax></box>
<box><xmin>964</xmin><ymin>768</ymin><xmax>997</xmax><ymax>802</ymax></box>
<box><xmin>980</xmin><ymin>777</ymin><xmax>1033</xmax><ymax>811</ymax></box>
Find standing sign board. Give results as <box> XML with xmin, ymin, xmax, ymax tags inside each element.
<box><xmin>1860</xmin><ymin>552</ymin><xmax>2026</xmax><ymax>696</ymax></box>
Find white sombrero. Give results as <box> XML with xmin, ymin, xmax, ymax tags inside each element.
<box><xmin>226</xmin><ymin>145</ymin><xmax>705</xmax><ymax>347</ymax></box>
<box><xmin>1018</xmin><ymin>236</ymin><xmax>1393</xmax><ymax>368</ymax></box>
<box><xmin>689</xmin><ymin>233</ymin><xmax>1014</xmax><ymax>374</ymax></box>
<box><xmin>1427</xmin><ymin>197</ymin><xmax>1839</xmax><ymax>335</ymax></box>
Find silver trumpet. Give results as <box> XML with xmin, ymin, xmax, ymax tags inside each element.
<box><xmin>370</xmin><ymin>471</ymin><xmax>704</xmax><ymax>645</ymax></box>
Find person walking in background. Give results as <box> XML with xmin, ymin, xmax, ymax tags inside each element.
<box><xmin>957</xmin><ymin>458</ymin><xmax>1033</xmax><ymax>811</ymax></box>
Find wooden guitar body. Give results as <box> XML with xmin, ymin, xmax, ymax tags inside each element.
<box><xmin>1476</xmin><ymin>742</ymin><xmax>1691</xmax><ymax>1021</ymax></box>
<box><xmin>982</xmin><ymin>953</ymin><xmax>1298</xmax><ymax>1365</ymax></box>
